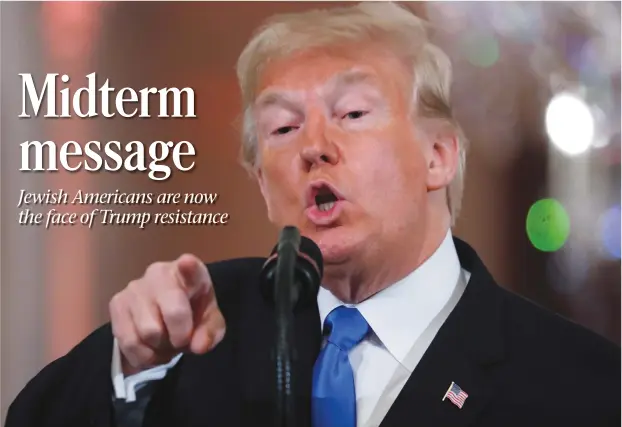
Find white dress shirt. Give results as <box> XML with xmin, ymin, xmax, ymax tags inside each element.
<box><xmin>112</xmin><ymin>230</ymin><xmax>467</xmax><ymax>427</ymax></box>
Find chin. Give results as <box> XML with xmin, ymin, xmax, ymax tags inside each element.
<box><xmin>306</xmin><ymin>225</ymin><xmax>364</xmax><ymax>266</ymax></box>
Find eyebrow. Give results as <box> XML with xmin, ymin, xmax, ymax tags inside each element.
<box><xmin>330</xmin><ymin>69</ymin><xmax>377</xmax><ymax>89</ymax></box>
<box><xmin>253</xmin><ymin>69</ymin><xmax>379</xmax><ymax>110</ymax></box>
<box><xmin>327</xmin><ymin>70</ymin><xmax>384</xmax><ymax>107</ymax></box>
<box><xmin>254</xmin><ymin>91</ymin><xmax>302</xmax><ymax>111</ymax></box>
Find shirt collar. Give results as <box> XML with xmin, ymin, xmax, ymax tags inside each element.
<box><xmin>317</xmin><ymin>229</ymin><xmax>462</xmax><ymax>371</ymax></box>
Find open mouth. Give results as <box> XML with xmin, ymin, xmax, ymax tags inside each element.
<box><xmin>314</xmin><ymin>186</ymin><xmax>340</xmax><ymax>212</ymax></box>
<box><xmin>306</xmin><ymin>181</ymin><xmax>345</xmax><ymax>216</ymax></box>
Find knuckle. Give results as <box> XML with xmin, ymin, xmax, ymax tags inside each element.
<box><xmin>141</xmin><ymin>352</ymin><xmax>158</xmax><ymax>367</ymax></box>
<box><xmin>125</xmin><ymin>347</ymin><xmax>154</xmax><ymax>369</ymax></box>
<box><xmin>109</xmin><ymin>295</ymin><xmax>130</xmax><ymax>328</ymax></box>
<box><xmin>136</xmin><ymin>321</ymin><xmax>163</xmax><ymax>343</ymax></box>
<box><xmin>126</xmin><ymin>279</ymin><xmax>142</xmax><ymax>293</ymax></box>
<box><xmin>161</xmin><ymin>299</ymin><xmax>190</xmax><ymax>325</ymax></box>
<box><xmin>118</xmin><ymin>335</ymin><xmax>141</xmax><ymax>353</ymax></box>
<box><xmin>146</xmin><ymin>261</ymin><xmax>168</xmax><ymax>277</ymax></box>
<box><xmin>108</xmin><ymin>292</ymin><xmax>123</xmax><ymax>313</ymax></box>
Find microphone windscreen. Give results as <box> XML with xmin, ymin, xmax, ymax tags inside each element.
<box><xmin>269</xmin><ymin>236</ymin><xmax>323</xmax><ymax>278</ymax></box>
<box><xmin>299</xmin><ymin>236</ymin><xmax>323</xmax><ymax>278</ymax></box>
<box><xmin>263</xmin><ymin>233</ymin><xmax>323</xmax><ymax>310</ymax></box>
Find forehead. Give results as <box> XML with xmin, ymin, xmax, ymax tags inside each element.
<box><xmin>254</xmin><ymin>45</ymin><xmax>410</xmax><ymax>103</ymax></box>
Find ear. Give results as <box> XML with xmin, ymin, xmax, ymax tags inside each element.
<box><xmin>256</xmin><ymin>167</ymin><xmax>274</xmax><ymax>221</ymax></box>
<box><xmin>425</xmin><ymin>128</ymin><xmax>459</xmax><ymax>192</ymax></box>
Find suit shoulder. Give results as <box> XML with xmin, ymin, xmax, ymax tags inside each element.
<box><xmin>206</xmin><ymin>256</ymin><xmax>266</xmax><ymax>277</ymax></box>
<box><xmin>500</xmin><ymin>286</ymin><xmax>620</xmax><ymax>372</ymax></box>
<box><xmin>494</xmin><ymin>287</ymin><xmax>620</xmax><ymax>419</ymax></box>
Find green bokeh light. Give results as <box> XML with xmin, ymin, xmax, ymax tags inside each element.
<box><xmin>526</xmin><ymin>198</ymin><xmax>571</xmax><ymax>252</ymax></box>
<box><xmin>459</xmin><ymin>32</ymin><xmax>500</xmax><ymax>68</ymax></box>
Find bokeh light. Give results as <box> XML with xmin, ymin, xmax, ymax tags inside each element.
<box><xmin>599</xmin><ymin>205</ymin><xmax>621</xmax><ymax>259</ymax></box>
<box><xmin>458</xmin><ymin>31</ymin><xmax>500</xmax><ymax>68</ymax></box>
<box><xmin>574</xmin><ymin>2</ymin><xmax>622</xmax><ymax>76</ymax></box>
<box><xmin>545</xmin><ymin>92</ymin><xmax>595</xmax><ymax>156</ymax></box>
<box><xmin>569</xmin><ymin>38</ymin><xmax>621</xmax><ymax>88</ymax></box>
<box><xmin>526</xmin><ymin>198</ymin><xmax>571</xmax><ymax>252</ymax></box>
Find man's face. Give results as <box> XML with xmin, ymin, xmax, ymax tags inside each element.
<box><xmin>253</xmin><ymin>45</ymin><xmax>446</xmax><ymax>273</ymax></box>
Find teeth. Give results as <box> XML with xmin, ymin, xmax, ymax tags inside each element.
<box><xmin>318</xmin><ymin>202</ymin><xmax>335</xmax><ymax>212</ymax></box>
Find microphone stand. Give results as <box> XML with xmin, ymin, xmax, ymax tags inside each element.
<box><xmin>273</xmin><ymin>226</ymin><xmax>300</xmax><ymax>427</ymax></box>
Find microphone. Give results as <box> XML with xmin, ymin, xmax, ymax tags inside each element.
<box><xmin>260</xmin><ymin>227</ymin><xmax>323</xmax><ymax>311</ymax></box>
<box><xmin>259</xmin><ymin>226</ymin><xmax>323</xmax><ymax>427</ymax></box>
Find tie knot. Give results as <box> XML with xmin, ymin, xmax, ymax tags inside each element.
<box><xmin>323</xmin><ymin>306</ymin><xmax>369</xmax><ymax>352</ymax></box>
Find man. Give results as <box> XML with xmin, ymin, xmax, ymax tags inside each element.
<box><xmin>6</xmin><ymin>3</ymin><xmax>620</xmax><ymax>427</ymax></box>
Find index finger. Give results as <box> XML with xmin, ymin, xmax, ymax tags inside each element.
<box><xmin>174</xmin><ymin>253</ymin><xmax>212</xmax><ymax>299</ymax></box>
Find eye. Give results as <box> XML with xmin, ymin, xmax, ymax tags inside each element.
<box><xmin>272</xmin><ymin>125</ymin><xmax>298</xmax><ymax>136</ymax></box>
<box><xmin>342</xmin><ymin>110</ymin><xmax>368</xmax><ymax>120</ymax></box>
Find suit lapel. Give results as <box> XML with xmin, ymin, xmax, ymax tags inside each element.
<box><xmin>238</xmin><ymin>271</ymin><xmax>321</xmax><ymax>427</ymax></box>
<box><xmin>380</xmin><ymin>238</ymin><xmax>506</xmax><ymax>427</ymax></box>
<box><xmin>292</xmin><ymin>300</ymin><xmax>322</xmax><ymax>424</ymax></box>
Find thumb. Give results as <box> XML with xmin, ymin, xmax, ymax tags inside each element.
<box><xmin>175</xmin><ymin>253</ymin><xmax>211</xmax><ymax>300</ymax></box>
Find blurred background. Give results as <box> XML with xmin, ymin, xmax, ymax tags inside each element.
<box><xmin>1</xmin><ymin>1</ymin><xmax>620</xmax><ymax>422</ymax></box>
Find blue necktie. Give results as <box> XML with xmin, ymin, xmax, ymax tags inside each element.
<box><xmin>312</xmin><ymin>306</ymin><xmax>370</xmax><ymax>427</ymax></box>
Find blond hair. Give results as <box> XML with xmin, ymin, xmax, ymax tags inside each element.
<box><xmin>236</xmin><ymin>2</ymin><xmax>468</xmax><ymax>222</ymax></box>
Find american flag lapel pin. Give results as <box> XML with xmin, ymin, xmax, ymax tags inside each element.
<box><xmin>442</xmin><ymin>382</ymin><xmax>469</xmax><ymax>409</ymax></box>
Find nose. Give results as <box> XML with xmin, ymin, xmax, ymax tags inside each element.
<box><xmin>299</xmin><ymin>119</ymin><xmax>340</xmax><ymax>171</ymax></box>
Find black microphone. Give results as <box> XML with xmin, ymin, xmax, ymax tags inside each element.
<box><xmin>259</xmin><ymin>226</ymin><xmax>323</xmax><ymax>427</ymax></box>
<box><xmin>260</xmin><ymin>228</ymin><xmax>323</xmax><ymax>311</ymax></box>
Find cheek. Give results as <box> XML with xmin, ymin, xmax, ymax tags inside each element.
<box><xmin>260</xmin><ymin>151</ymin><xmax>301</xmax><ymax>219</ymax></box>
<box><xmin>388</xmin><ymin>127</ymin><xmax>428</xmax><ymax>186</ymax></box>
<box><xmin>349</xmin><ymin>130</ymin><xmax>427</xmax><ymax>211</ymax></box>
<box><xmin>260</xmin><ymin>140</ymin><xmax>301</xmax><ymax>179</ymax></box>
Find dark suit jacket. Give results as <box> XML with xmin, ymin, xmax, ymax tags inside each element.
<box><xmin>5</xmin><ymin>238</ymin><xmax>620</xmax><ymax>427</ymax></box>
